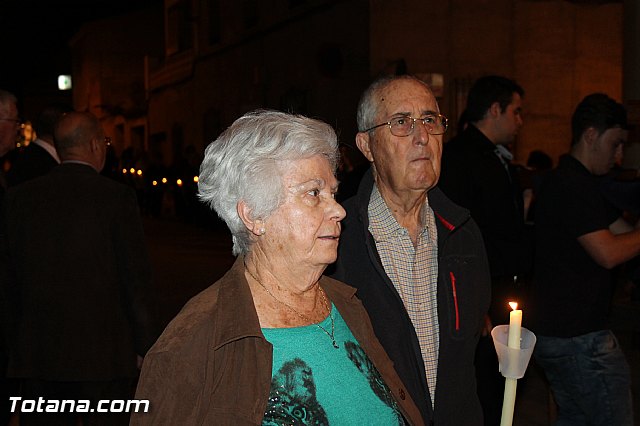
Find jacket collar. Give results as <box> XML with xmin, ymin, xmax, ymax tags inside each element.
<box><xmin>461</xmin><ymin>124</ymin><xmax>497</xmax><ymax>153</ymax></box>
<box><xmin>54</xmin><ymin>162</ymin><xmax>99</xmax><ymax>174</ymax></box>
<box><xmin>354</xmin><ymin>167</ymin><xmax>471</xmax><ymax>238</ymax></box>
<box><xmin>212</xmin><ymin>256</ymin><xmax>264</xmax><ymax>349</ymax></box>
<box><xmin>213</xmin><ymin>256</ymin><xmax>360</xmax><ymax>348</ymax></box>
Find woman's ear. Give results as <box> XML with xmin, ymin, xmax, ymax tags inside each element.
<box><xmin>237</xmin><ymin>200</ymin><xmax>264</xmax><ymax>236</ymax></box>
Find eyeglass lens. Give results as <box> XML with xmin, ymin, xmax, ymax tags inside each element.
<box><xmin>390</xmin><ymin>115</ymin><xmax>447</xmax><ymax>136</ymax></box>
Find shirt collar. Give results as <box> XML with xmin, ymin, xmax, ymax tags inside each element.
<box><xmin>368</xmin><ymin>184</ymin><xmax>433</xmax><ymax>242</ymax></box>
<box><xmin>33</xmin><ymin>138</ymin><xmax>60</xmax><ymax>163</ymax></box>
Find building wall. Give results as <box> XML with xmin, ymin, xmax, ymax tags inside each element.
<box><xmin>147</xmin><ymin>0</ymin><xmax>370</xmax><ymax>167</ymax></box>
<box><xmin>143</xmin><ymin>0</ymin><xmax>623</xmax><ymax>167</ymax></box>
<box><xmin>70</xmin><ymin>6</ymin><xmax>164</xmax><ymax>158</ymax></box>
<box><xmin>370</xmin><ymin>0</ymin><xmax>623</xmax><ymax>164</ymax></box>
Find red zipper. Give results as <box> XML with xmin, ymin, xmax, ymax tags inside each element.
<box><xmin>449</xmin><ymin>271</ymin><xmax>460</xmax><ymax>330</ymax></box>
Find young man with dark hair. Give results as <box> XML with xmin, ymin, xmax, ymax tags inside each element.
<box><xmin>438</xmin><ymin>75</ymin><xmax>530</xmax><ymax>426</ymax></box>
<box><xmin>531</xmin><ymin>93</ymin><xmax>634</xmax><ymax>425</ymax></box>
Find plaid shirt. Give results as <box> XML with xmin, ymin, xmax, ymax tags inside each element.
<box><xmin>368</xmin><ymin>185</ymin><xmax>440</xmax><ymax>407</ymax></box>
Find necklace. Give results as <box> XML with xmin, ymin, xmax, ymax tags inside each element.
<box><xmin>244</xmin><ymin>263</ymin><xmax>339</xmax><ymax>349</ymax></box>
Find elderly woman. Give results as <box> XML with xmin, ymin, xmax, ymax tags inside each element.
<box><xmin>131</xmin><ymin>110</ymin><xmax>423</xmax><ymax>425</ymax></box>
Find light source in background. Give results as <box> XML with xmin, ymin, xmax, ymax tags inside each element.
<box><xmin>19</xmin><ymin>121</ymin><xmax>35</xmax><ymax>147</ymax></box>
<box><xmin>57</xmin><ymin>75</ymin><xmax>72</xmax><ymax>90</ymax></box>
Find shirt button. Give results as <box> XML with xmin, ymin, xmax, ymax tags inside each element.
<box><xmin>399</xmin><ymin>389</ymin><xmax>406</xmax><ymax>400</ymax></box>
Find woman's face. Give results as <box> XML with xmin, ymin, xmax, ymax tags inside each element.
<box><xmin>261</xmin><ymin>155</ymin><xmax>346</xmax><ymax>271</ymax></box>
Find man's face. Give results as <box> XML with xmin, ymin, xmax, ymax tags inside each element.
<box><xmin>590</xmin><ymin>126</ymin><xmax>627</xmax><ymax>175</ymax></box>
<box><xmin>0</xmin><ymin>102</ymin><xmax>19</xmax><ymax>157</ymax></box>
<box><xmin>356</xmin><ymin>79</ymin><xmax>443</xmax><ymax>197</ymax></box>
<box><xmin>494</xmin><ymin>92</ymin><xmax>523</xmax><ymax>145</ymax></box>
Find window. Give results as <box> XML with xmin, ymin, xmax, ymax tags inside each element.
<box><xmin>167</xmin><ymin>0</ymin><xmax>193</xmax><ymax>55</ymax></box>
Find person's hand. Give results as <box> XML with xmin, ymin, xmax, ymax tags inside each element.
<box><xmin>481</xmin><ymin>314</ymin><xmax>493</xmax><ymax>337</ymax></box>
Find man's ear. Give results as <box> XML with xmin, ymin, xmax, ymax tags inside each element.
<box><xmin>89</xmin><ymin>137</ymin><xmax>100</xmax><ymax>153</ymax></box>
<box><xmin>355</xmin><ymin>132</ymin><xmax>374</xmax><ymax>163</ymax></box>
<box><xmin>488</xmin><ymin>101</ymin><xmax>502</xmax><ymax>119</ymax></box>
<box><xmin>237</xmin><ymin>200</ymin><xmax>264</xmax><ymax>236</ymax></box>
<box><xmin>581</xmin><ymin>127</ymin><xmax>600</xmax><ymax>150</ymax></box>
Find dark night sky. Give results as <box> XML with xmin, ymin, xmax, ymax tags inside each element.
<box><xmin>0</xmin><ymin>0</ymin><xmax>162</xmax><ymax>99</ymax></box>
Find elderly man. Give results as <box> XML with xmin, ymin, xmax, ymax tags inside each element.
<box><xmin>330</xmin><ymin>75</ymin><xmax>491</xmax><ymax>425</ymax></box>
<box><xmin>531</xmin><ymin>94</ymin><xmax>635</xmax><ymax>426</ymax></box>
<box><xmin>0</xmin><ymin>89</ymin><xmax>19</xmax><ymax>159</ymax></box>
<box><xmin>1</xmin><ymin>111</ymin><xmax>155</xmax><ymax>425</ymax></box>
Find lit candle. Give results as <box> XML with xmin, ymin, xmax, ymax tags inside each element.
<box><xmin>501</xmin><ymin>301</ymin><xmax>522</xmax><ymax>426</ymax></box>
<box><xmin>507</xmin><ymin>301</ymin><xmax>522</xmax><ymax>349</ymax></box>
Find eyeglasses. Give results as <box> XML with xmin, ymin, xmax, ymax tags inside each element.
<box><xmin>363</xmin><ymin>114</ymin><xmax>448</xmax><ymax>137</ymax></box>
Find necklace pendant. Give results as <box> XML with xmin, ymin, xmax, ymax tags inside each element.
<box><xmin>332</xmin><ymin>340</ymin><xmax>339</xmax><ymax>349</ymax></box>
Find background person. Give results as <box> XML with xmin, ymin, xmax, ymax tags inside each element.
<box><xmin>438</xmin><ymin>75</ymin><xmax>531</xmax><ymax>426</ymax></box>
<box><xmin>0</xmin><ymin>111</ymin><xmax>155</xmax><ymax>426</ymax></box>
<box><xmin>6</xmin><ymin>103</ymin><xmax>71</xmax><ymax>187</ymax></box>
<box><xmin>0</xmin><ymin>87</ymin><xmax>19</xmax><ymax>426</ymax></box>
<box><xmin>0</xmin><ymin>89</ymin><xmax>19</xmax><ymax>161</ymax></box>
<box><xmin>329</xmin><ymin>75</ymin><xmax>491</xmax><ymax>426</ymax></box>
<box><xmin>531</xmin><ymin>93</ymin><xmax>635</xmax><ymax>425</ymax></box>
<box><xmin>131</xmin><ymin>110</ymin><xmax>424</xmax><ymax>425</ymax></box>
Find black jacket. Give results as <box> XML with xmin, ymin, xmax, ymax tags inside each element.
<box><xmin>328</xmin><ymin>168</ymin><xmax>491</xmax><ymax>426</ymax></box>
<box><xmin>6</xmin><ymin>141</ymin><xmax>58</xmax><ymax>187</ymax></box>
<box><xmin>439</xmin><ymin>125</ymin><xmax>531</xmax><ymax>280</ymax></box>
<box><xmin>1</xmin><ymin>163</ymin><xmax>155</xmax><ymax>380</ymax></box>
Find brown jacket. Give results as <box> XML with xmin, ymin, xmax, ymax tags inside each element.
<box><xmin>131</xmin><ymin>257</ymin><xmax>424</xmax><ymax>425</ymax></box>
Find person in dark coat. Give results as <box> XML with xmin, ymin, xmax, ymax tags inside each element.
<box><xmin>0</xmin><ymin>111</ymin><xmax>155</xmax><ymax>425</ymax></box>
<box><xmin>0</xmin><ymin>87</ymin><xmax>19</xmax><ymax>426</ymax></box>
<box><xmin>531</xmin><ymin>93</ymin><xmax>635</xmax><ymax>425</ymax></box>
<box><xmin>329</xmin><ymin>75</ymin><xmax>491</xmax><ymax>426</ymax></box>
<box><xmin>6</xmin><ymin>103</ymin><xmax>71</xmax><ymax>187</ymax></box>
<box><xmin>438</xmin><ymin>75</ymin><xmax>531</xmax><ymax>425</ymax></box>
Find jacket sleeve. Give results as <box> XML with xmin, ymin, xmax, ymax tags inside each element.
<box><xmin>130</xmin><ymin>348</ymin><xmax>203</xmax><ymax>425</ymax></box>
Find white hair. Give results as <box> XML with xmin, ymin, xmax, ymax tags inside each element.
<box><xmin>198</xmin><ymin>110</ymin><xmax>339</xmax><ymax>255</ymax></box>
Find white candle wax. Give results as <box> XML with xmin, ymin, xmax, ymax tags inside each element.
<box><xmin>501</xmin><ymin>302</ymin><xmax>522</xmax><ymax>426</ymax></box>
<box><xmin>508</xmin><ymin>307</ymin><xmax>522</xmax><ymax>349</ymax></box>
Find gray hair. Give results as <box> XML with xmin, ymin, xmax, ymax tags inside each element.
<box><xmin>0</xmin><ymin>89</ymin><xmax>17</xmax><ymax>118</ymax></box>
<box><xmin>356</xmin><ymin>74</ymin><xmax>432</xmax><ymax>132</ymax></box>
<box><xmin>198</xmin><ymin>110</ymin><xmax>339</xmax><ymax>256</ymax></box>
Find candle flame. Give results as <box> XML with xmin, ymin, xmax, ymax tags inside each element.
<box><xmin>509</xmin><ymin>301</ymin><xmax>518</xmax><ymax>310</ymax></box>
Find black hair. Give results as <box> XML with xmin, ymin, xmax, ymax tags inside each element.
<box><xmin>526</xmin><ymin>150</ymin><xmax>552</xmax><ymax>170</ymax></box>
<box><xmin>34</xmin><ymin>103</ymin><xmax>73</xmax><ymax>138</ymax></box>
<box><xmin>465</xmin><ymin>75</ymin><xmax>524</xmax><ymax>123</ymax></box>
<box><xmin>571</xmin><ymin>93</ymin><xmax>628</xmax><ymax>146</ymax></box>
